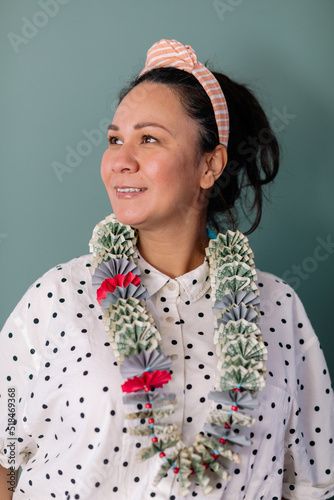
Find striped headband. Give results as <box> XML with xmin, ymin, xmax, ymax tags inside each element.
<box><xmin>139</xmin><ymin>39</ymin><xmax>229</xmax><ymax>147</ymax></box>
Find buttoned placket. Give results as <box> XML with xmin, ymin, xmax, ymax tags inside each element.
<box><xmin>136</xmin><ymin>253</ymin><xmax>217</xmax><ymax>496</ymax></box>
<box><xmin>146</xmin><ymin>277</ymin><xmax>185</xmax><ymax>493</ymax></box>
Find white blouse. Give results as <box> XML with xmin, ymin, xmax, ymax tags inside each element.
<box><xmin>0</xmin><ymin>252</ymin><xmax>333</xmax><ymax>500</ymax></box>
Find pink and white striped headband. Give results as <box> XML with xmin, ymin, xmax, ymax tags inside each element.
<box><xmin>139</xmin><ymin>39</ymin><xmax>229</xmax><ymax>147</ymax></box>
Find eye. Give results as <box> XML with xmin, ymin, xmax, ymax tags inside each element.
<box><xmin>142</xmin><ymin>135</ymin><xmax>157</xmax><ymax>143</ymax></box>
<box><xmin>108</xmin><ymin>136</ymin><xmax>123</xmax><ymax>145</ymax></box>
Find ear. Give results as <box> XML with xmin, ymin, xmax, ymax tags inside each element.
<box><xmin>200</xmin><ymin>145</ymin><xmax>228</xmax><ymax>189</ymax></box>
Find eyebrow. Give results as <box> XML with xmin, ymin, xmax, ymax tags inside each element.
<box><xmin>108</xmin><ymin>122</ymin><xmax>173</xmax><ymax>136</ymax></box>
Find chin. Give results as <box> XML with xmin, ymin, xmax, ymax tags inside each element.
<box><xmin>111</xmin><ymin>207</ymin><xmax>146</xmax><ymax>229</ymax></box>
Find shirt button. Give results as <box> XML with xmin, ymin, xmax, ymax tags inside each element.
<box><xmin>167</xmin><ymin>281</ymin><xmax>177</xmax><ymax>291</ymax></box>
<box><xmin>166</xmin><ymin>316</ymin><xmax>174</xmax><ymax>323</ymax></box>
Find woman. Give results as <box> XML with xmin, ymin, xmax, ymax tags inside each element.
<box><xmin>0</xmin><ymin>39</ymin><xmax>333</xmax><ymax>500</ymax></box>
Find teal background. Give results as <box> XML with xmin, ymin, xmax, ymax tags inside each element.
<box><xmin>1</xmin><ymin>0</ymin><xmax>334</xmax><ymax>397</ymax></box>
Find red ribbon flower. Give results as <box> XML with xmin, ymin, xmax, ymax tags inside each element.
<box><xmin>96</xmin><ymin>272</ymin><xmax>141</xmax><ymax>305</ymax></box>
<box><xmin>121</xmin><ymin>370</ymin><xmax>172</xmax><ymax>393</ymax></box>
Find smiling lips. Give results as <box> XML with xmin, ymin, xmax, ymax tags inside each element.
<box><xmin>115</xmin><ymin>187</ymin><xmax>147</xmax><ymax>198</ymax></box>
<box><xmin>116</xmin><ymin>187</ymin><xmax>146</xmax><ymax>193</ymax></box>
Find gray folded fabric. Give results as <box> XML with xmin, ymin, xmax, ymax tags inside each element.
<box><xmin>203</xmin><ymin>422</ymin><xmax>251</xmax><ymax>447</ymax></box>
<box><xmin>92</xmin><ymin>257</ymin><xmax>140</xmax><ymax>290</ymax></box>
<box><xmin>120</xmin><ymin>350</ymin><xmax>172</xmax><ymax>378</ymax></box>
<box><xmin>208</xmin><ymin>390</ymin><xmax>259</xmax><ymax>411</ymax></box>
<box><xmin>219</xmin><ymin>304</ymin><xmax>259</xmax><ymax>325</ymax></box>
<box><xmin>100</xmin><ymin>283</ymin><xmax>149</xmax><ymax>312</ymax></box>
<box><xmin>213</xmin><ymin>291</ymin><xmax>260</xmax><ymax>315</ymax></box>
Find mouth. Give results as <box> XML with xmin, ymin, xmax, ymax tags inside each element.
<box><xmin>115</xmin><ymin>187</ymin><xmax>147</xmax><ymax>193</ymax></box>
<box><xmin>114</xmin><ymin>187</ymin><xmax>147</xmax><ymax>199</ymax></box>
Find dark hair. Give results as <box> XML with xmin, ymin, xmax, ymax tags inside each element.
<box><xmin>119</xmin><ymin>67</ymin><xmax>280</xmax><ymax>234</ymax></box>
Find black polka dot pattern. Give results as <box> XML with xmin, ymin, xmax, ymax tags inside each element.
<box><xmin>0</xmin><ymin>253</ymin><xmax>333</xmax><ymax>499</ymax></box>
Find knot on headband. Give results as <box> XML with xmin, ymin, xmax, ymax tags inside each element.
<box><xmin>140</xmin><ymin>39</ymin><xmax>200</xmax><ymax>73</ymax></box>
<box><xmin>139</xmin><ymin>39</ymin><xmax>229</xmax><ymax>147</ymax></box>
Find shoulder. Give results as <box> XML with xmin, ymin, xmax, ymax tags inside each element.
<box><xmin>256</xmin><ymin>268</ymin><xmax>303</xmax><ymax>310</ymax></box>
<box><xmin>256</xmin><ymin>268</ymin><xmax>291</xmax><ymax>295</ymax></box>
<box><xmin>5</xmin><ymin>254</ymin><xmax>94</xmax><ymax>325</ymax></box>
<box><xmin>26</xmin><ymin>254</ymin><xmax>93</xmax><ymax>294</ymax></box>
<box><xmin>256</xmin><ymin>267</ymin><xmax>317</xmax><ymax>350</ymax></box>
<box><xmin>33</xmin><ymin>253</ymin><xmax>93</xmax><ymax>284</ymax></box>
<box><xmin>0</xmin><ymin>254</ymin><xmax>96</xmax><ymax>377</ymax></box>
<box><xmin>256</xmin><ymin>267</ymin><xmax>298</xmax><ymax>315</ymax></box>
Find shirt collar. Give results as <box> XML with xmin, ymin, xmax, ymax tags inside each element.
<box><xmin>136</xmin><ymin>251</ymin><xmax>211</xmax><ymax>303</ymax></box>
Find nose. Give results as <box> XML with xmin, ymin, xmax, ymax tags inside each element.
<box><xmin>109</xmin><ymin>143</ymin><xmax>139</xmax><ymax>174</ymax></box>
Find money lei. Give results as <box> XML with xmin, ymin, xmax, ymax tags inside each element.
<box><xmin>89</xmin><ymin>214</ymin><xmax>267</xmax><ymax>497</ymax></box>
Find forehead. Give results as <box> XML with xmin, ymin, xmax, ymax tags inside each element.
<box><xmin>115</xmin><ymin>82</ymin><xmax>187</xmax><ymax>121</ymax></box>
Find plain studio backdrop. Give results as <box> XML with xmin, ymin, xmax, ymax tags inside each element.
<box><xmin>1</xmin><ymin>0</ymin><xmax>334</xmax><ymax>395</ymax></box>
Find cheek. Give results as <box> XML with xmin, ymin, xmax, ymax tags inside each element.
<box><xmin>150</xmin><ymin>166</ymin><xmax>181</xmax><ymax>195</ymax></box>
<box><xmin>151</xmin><ymin>152</ymin><xmax>188</xmax><ymax>185</ymax></box>
<box><xmin>160</xmin><ymin>154</ymin><xmax>198</xmax><ymax>192</ymax></box>
<box><xmin>100</xmin><ymin>150</ymin><xmax>110</xmax><ymax>185</ymax></box>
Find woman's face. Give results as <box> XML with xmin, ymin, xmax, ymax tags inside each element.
<box><xmin>101</xmin><ymin>81</ymin><xmax>211</xmax><ymax>232</ymax></box>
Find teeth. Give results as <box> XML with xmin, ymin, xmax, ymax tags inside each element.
<box><xmin>116</xmin><ymin>188</ymin><xmax>145</xmax><ymax>193</ymax></box>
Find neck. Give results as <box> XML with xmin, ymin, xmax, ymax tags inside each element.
<box><xmin>137</xmin><ymin>222</ymin><xmax>209</xmax><ymax>279</ymax></box>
